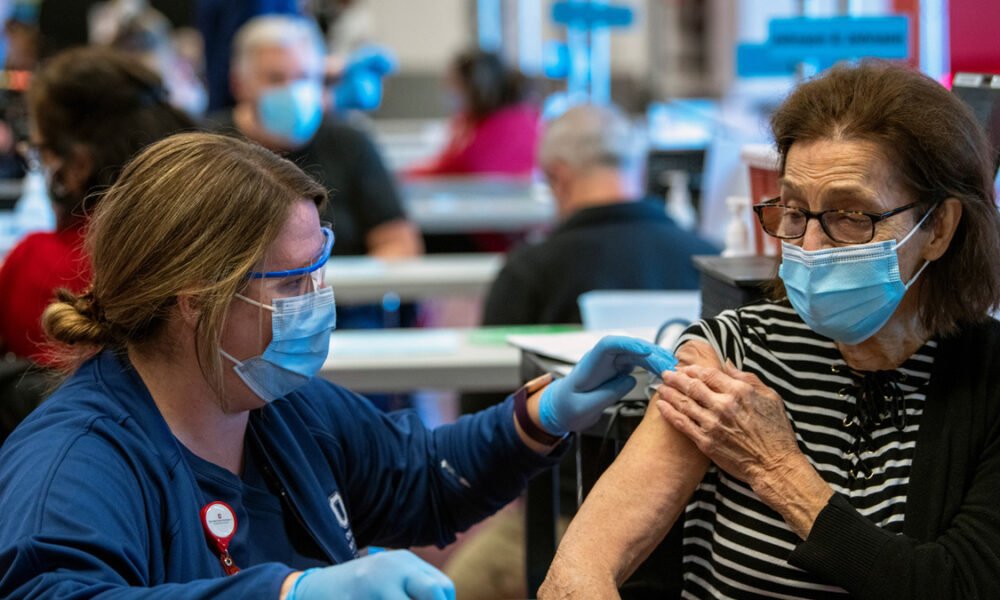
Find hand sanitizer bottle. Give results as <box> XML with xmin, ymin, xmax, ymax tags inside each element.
<box><xmin>664</xmin><ymin>170</ymin><xmax>696</xmax><ymax>230</ymax></box>
<box><xmin>722</xmin><ymin>195</ymin><xmax>753</xmax><ymax>257</ymax></box>
<box><xmin>13</xmin><ymin>158</ymin><xmax>55</xmax><ymax>237</ymax></box>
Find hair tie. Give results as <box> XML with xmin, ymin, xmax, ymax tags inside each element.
<box><xmin>78</xmin><ymin>290</ymin><xmax>106</xmax><ymax>323</ymax></box>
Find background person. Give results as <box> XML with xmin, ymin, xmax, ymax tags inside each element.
<box><xmin>196</xmin><ymin>0</ymin><xmax>299</xmax><ymax>112</ymax></box>
<box><xmin>209</xmin><ymin>14</ymin><xmax>421</xmax><ymax>260</ymax></box>
<box><xmin>540</xmin><ymin>61</ymin><xmax>1000</xmax><ymax>600</ymax></box>
<box><xmin>405</xmin><ymin>48</ymin><xmax>539</xmax><ymax>178</ymax></box>
<box><xmin>93</xmin><ymin>0</ymin><xmax>208</xmax><ymax>117</ymax></box>
<box><xmin>482</xmin><ymin>103</ymin><xmax>717</xmax><ymax>327</ymax></box>
<box><xmin>403</xmin><ymin>48</ymin><xmax>539</xmax><ymax>254</ymax></box>
<box><xmin>0</xmin><ymin>47</ymin><xmax>193</xmax><ymax>440</ymax></box>
<box><xmin>0</xmin><ymin>131</ymin><xmax>677</xmax><ymax>598</ymax></box>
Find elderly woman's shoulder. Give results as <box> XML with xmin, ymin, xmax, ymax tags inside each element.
<box><xmin>691</xmin><ymin>298</ymin><xmax>840</xmax><ymax>358</ymax></box>
<box><xmin>718</xmin><ymin>298</ymin><xmax>804</xmax><ymax>332</ymax></box>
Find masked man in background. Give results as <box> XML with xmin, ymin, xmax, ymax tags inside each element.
<box><xmin>207</xmin><ymin>14</ymin><xmax>422</xmax><ymax>260</ymax></box>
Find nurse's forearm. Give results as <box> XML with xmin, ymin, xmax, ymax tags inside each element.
<box><xmin>539</xmin><ymin>405</ymin><xmax>710</xmax><ymax>597</ymax></box>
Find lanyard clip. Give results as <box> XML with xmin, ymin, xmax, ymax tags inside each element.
<box><xmin>201</xmin><ymin>501</ymin><xmax>241</xmax><ymax>576</ymax></box>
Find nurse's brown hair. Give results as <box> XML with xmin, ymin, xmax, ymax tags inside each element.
<box><xmin>42</xmin><ymin>132</ymin><xmax>327</xmax><ymax>396</ymax></box>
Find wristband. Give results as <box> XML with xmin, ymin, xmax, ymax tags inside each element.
<box><xmin>513</xmin><ymin>374</ymin><xmax>563</xmax><ymax>445</ymax></box>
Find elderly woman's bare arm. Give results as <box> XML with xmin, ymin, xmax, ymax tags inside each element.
<box><xmin>537</xmin><ymin>341</ymin><xmax>718</xmax><ymax>599</ymax></box>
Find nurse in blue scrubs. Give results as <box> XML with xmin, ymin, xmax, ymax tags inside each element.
<box><xmin>0</xmin><ymin>132</ymin><xmax>675</xmax><ymax>599</ymax></box>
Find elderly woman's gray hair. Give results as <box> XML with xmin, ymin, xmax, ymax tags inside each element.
<box><xmin>538</xmin><ymin>104</ymin><xmax>646</xmax><ymax>173</ymax></box>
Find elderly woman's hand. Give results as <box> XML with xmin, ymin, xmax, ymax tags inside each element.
<box><xmin>656</xmin><ymin>362</ymin><xmax>798</xmax><ymax>484</ymax></box>
<box><xmin>655</xmin><ymin>362</ymin><xmax>833</xmax><ymax>538</ymax></box>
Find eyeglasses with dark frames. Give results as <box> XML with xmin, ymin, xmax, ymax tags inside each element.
<box><xmin>752</xmin><ymin>198</ymin><xmax>921</xmax><ymax>244</ymax></box>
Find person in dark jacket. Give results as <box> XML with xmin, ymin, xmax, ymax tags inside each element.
<box><xmin>0</xmin><ymin>132</ymin><xmax>676</xmax><ymax>599</ymax></box>
<box><xmin>542</xmin><ymin>61</ymin><xmax>1000</xmax><ymax>599</ymax></box>
<box><xmin>483</xmin><ymin>103</ymin><xmax>718</xmax><ymax>327</ymax></box>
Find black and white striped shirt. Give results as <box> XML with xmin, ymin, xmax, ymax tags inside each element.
<box><xmin>675</xmin><ymin>301</ymin><xmax>936</xmax><ymax>599</ymax></box>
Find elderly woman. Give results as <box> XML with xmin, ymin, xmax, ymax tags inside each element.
<box><xmin>541</xmin><ymin>61</ymin><xmax>1000</xmax><ymax>599</ymax></box>
<box><xmin>0</xmin><ymin>132</ymin><xmax>674</xmax><ymax>599</ymax></box>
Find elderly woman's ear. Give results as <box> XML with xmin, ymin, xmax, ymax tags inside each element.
<box><xmin>921</xmin><ymin>198</ymin><xmax>963</xmax><ymax>262</ymax></box>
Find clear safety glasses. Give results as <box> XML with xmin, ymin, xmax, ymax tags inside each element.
<box><xmin>247</xmin><ymin>226</ymin><xmax>334</xmax><ymax>293</ymax></box>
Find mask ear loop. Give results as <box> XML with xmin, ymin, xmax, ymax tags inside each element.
<box><xmin>897</xmin><ymin>202</ymin><xmax>939</xmax><ymax>248</ymax></box>
<box><xmin>897</xmin><ymin>203</ymin><xmax>940</xmax><ymax>287</ymax></box>
<box><xmin>219</xmin><ymin>348</ymin><xmax>244</xmax><ymax>367</ymax></box>
<box><xmin>234</xmin><ymin>293</ymin><xmax>277</xmax><ymax>311</ymax></box>
<box><xmin>904</xmin><ymin>259</ymin><xmax>933</xmax><ymax>289</ymax></box>
<box><xmin>232</xmin><ymin>288</ymin><xmax>276</xmax><ymax>366</ymax></box>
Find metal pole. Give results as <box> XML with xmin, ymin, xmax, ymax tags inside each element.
<box><xmin>920</xmin><ymin>0</ymin><xmax>950</xmax><ymax>81</ymax></box>
<box><xmin>517</xmin><ymin>0</ymin><xmax>544</xmax><ymax>75</ymax></box>
<box><xmin>590</xmin><ymin>22</ymin><xmax>611</xmax><ymax>103</ymax></box>
<box><xmin>477</xmin><ymin>0</ymin><xmax>504</xmax><ymax>52</ymax></box>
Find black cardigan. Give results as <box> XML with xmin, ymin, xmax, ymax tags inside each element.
<box><xmin>789</xmin><ymin>318</ymin><xmax>1000</xmax><ymax>599</ymax></box>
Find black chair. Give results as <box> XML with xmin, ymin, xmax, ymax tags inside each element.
<box><xmin>0</xmin><ymin>354</ymin><xmax>56</xmax><ymax>445</ymax></box>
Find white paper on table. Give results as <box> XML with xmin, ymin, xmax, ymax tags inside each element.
<box><xmin>505</xmin><ymin>324</ymin><xmax>687</xmax><ymax>367</ymax></box>
<box><xmin>506</xmin><ymin>329</ymin><xmax>645</xmax><ymax>365</ymax></box>
<box><xmin>509</xmin><ymin>326</ymin><xmax>689</xmax><ymax>401</ymax></box>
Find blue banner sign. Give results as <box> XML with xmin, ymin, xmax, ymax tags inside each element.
<box><xmin>552</xmin><ymin>1</ymin><xmax>633</xmax><ymax>28</ymax></box>
<box><xmin>737</xmin><ymin>15</ymin><xmax>910</xmax><ymax>77</ymax></box>
<box><xmin>768</xmin><ymin>16</ymin><xmax>909</xmax><ymax>61</ymax></box>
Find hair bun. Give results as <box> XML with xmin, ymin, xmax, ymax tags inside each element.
<box><xmin>41</xmin><ymin>289</ymin><xmax>117</xmax><ymax>347</ymax></box>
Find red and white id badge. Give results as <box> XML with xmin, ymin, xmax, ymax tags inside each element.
<box><xmin>200</xmin><ymin>501</ymin><xmax>240</xmax><ymax>575</ymax></box>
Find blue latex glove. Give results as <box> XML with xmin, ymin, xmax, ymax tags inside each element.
<box><xmin>287</xmin><ymin>550</ymin><xmax>455</xmax><ymax>600</ymax></box>
<box><xmin>347</xmin><ymin>46</ymin><xmax>398</xmax><ymax>77</ymax></box>
<box><xmin>538</xmin><ymin>335</ymin><xmax>678</xmax><ymax>435</ymax></box>
<box><xmin>333</xmin><ymin>46</ymin><xmax>398</xmax><ymax>112</ymax></box>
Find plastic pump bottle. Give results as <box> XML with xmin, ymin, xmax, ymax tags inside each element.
<box><xmin>13</xmin><ymin>165</ymin><xmax>55</xmax><ymax>236</ymax></box>
<box><xmin>664</xmin><ymin>170</ymin><xmax>696</xmax><ymax>231</ymax></box>
<box><xmin>722</xmin><ymin>195</ymin><xmax>753</xmax><ymax>257</ymax></box>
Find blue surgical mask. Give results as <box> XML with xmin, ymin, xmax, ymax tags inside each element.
<box><xmin>221</xmin><ymin>286</ymin><xmax>336</xmax><ymax>403</ymax></box>
<box><xmin>257</xmin><ymin>80</ymin><xmax>324</xmax><ymax>146</ymax></box>
<box><xmin>778</xmin><ymin>205</ymin><xmax>937</xmax><ymax>345</ymax></box>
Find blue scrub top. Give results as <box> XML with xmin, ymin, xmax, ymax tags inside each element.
<box><xmin>180</xmin><ymin>435</ymin><xmax>329</xmax><ymax>571</ymax></box>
